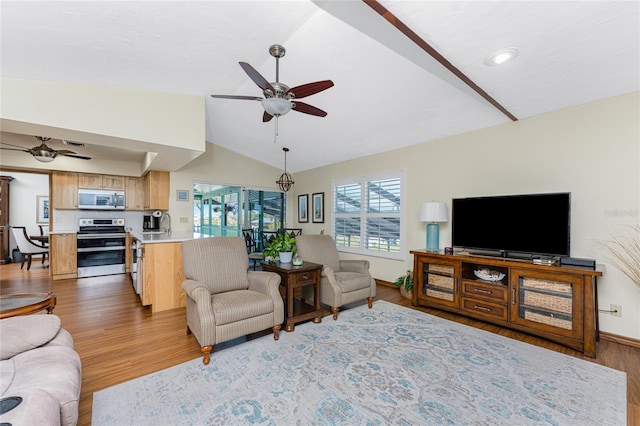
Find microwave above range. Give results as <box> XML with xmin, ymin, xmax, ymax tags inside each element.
<box><xmin>78</xmin><ymin>189</ymin><xmax>125</xmax><ymax>210</ymax></box>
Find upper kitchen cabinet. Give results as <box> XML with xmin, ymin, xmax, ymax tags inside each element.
<box><xmin>144</xmin><ymin>171</ymin><xmax>170</xmax><ymax>211</ymax></box>
<box><xmin>51</xmin><ymin>171</ymin><xmax>78</xmax><ymax>209</ymax></box>
<box><xmin>78</xmin><ymin>173</ymin><xmax>125</xmax><ymax>190</ymax></box>
<box><xmin>125</xmin><ymin>176</ymin><xmax>146</xmax><ymax>211</ymax></box>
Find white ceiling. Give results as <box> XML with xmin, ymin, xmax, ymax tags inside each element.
<box><xmin>1</xmin><ymin>1</ymin><xmax>638</xmax><ymax>173</ymax></box>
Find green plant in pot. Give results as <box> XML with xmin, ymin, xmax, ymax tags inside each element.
<box><xmin>393</xmin><ymin>270</ymin><xmax>413</xmax><ymax>299</ymax></box>
<box><xmin>263</xmin><ymin>232</ymin><xmax>296</xmax><ymax>263</ymax></box>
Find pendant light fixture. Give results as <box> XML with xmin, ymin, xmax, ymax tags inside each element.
<box><xmin>276</xmin><ymin>147</ymin><xmax>294</xmax><ymax>192</ymax></box>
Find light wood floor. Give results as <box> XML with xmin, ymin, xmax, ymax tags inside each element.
<box><xmin>1</xmin><ymin>261</ymin><xmax>638</xmax><ymax>425</ymax></box>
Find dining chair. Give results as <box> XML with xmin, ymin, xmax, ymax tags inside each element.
<box><xmin>281</xmin><ymin>228</ymin><xmax>302</xmax><ymax>238</ymax></box>
<box><xmin>242</xmin><ymin>228</ymin><xmax>263</xmax><ymax>270</ymax></box>
<box><xmin>11</xmin><ymin>226</ymin><xmax>49</xmax><ymax>270</ymax></box>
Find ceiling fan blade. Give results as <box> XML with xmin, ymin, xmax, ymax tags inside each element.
<box><xmin>263</xmin><ymin>111</ymin><xmax>274</xmax><ymax>122</ymax></box>
<box><xmin>61</xmin><ymin>153</ymin><xmax>91</xmax><ymax>160</ymax></box>
<box><xmin>292</xmin><ymin>101</ymin><xmax>328</xmax><ymax>117</ymax></box>
<box><xmin>287</xmin><ymin>80</ymin><xmax>334</xmax><ymax>99</ymax></box>
<box><xmin>239</xmin><ymin>62</ymin><xmax>275</xmax><ymax>93</ymax></box>
<box><xmin>0</xmin><ymin>146</ymin><xmax>29</xmax><ymax>152</ymax></box>
<box><xmin>1</xmin><ymin>142</ymin><xmax>31</xmax><ymax>151</ymax></box>
<box><xmin>55</xmin><ymin>149</ymin><xmax>77</xmax><ymax>155</ymax></box>
<box><xmin>210</xmin><ymin>94</ymin><xmax>263</xmax><ymax>101</ymax></box>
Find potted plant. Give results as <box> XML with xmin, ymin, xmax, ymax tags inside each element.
<box><xmin>393</xmin><ymin>270</ymin><xmax>413</xmax><ymax>299</ymax></box>
<box><xmin>263</xmin><ymin>232</ymin><xmax>296</xmax><ymax>263</ymax></box>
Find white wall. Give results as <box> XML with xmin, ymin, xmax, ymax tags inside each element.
<box><xmin>0</xmin><ymin>171</ymin><xmax>49</xmax><ymax>253</ymax></box>
<box><xmin>292</xmin><ymin>92</ymin><xmax>640</xmax><ymax>339</ymax></box>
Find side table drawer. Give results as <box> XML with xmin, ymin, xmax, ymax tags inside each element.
<box><xmin>295</xmin><ymin>271</ymin><xmax>316</xmax><ymax>285</ymax></box>
<box><xmin>461</xmin><ymin>297</ymin><xmax>508</xmax><ymax>321</ymax></box>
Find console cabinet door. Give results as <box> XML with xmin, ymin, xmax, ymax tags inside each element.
<box><xmin>509</xmin><ymin>268</ymin><xmax>584</xmax><ymax>340</ymax></box>
<box><xmin>416</xmin><ymin>257</ymin><xmax>460</xmax><ymax>308</ymax></box>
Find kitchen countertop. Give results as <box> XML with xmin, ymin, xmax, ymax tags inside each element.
<box><xmin>129</xmin><ymin>230</ymin><xmax>206</xmax><ymax>244</ymax></box>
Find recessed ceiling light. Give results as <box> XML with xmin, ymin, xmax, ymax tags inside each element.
<box><xmin>483</xmin><ymin>47</ymin><xmax>519</xmax><ymax>66</ymax></box>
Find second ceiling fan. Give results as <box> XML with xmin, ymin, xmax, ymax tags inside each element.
<box><xmin>211</xmin><ymin>44</ymin><xmax>334</xmax><ymax>124</ymax></box>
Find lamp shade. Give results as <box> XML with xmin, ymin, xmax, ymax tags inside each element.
<box><xmin>419</xmin><ymin>202</ymin><xmax>448</xmax><ymax>223</ymax></box>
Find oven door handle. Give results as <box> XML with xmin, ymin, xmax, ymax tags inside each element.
<box><xmin>77</xmin><ymin>246</ymin><xmax>126</xmax><ymax>253</ymax></box>
<box><xmin>77</xmin><ymin>233</ymin><xmax>126</xmax><ymax>239</ymax></box>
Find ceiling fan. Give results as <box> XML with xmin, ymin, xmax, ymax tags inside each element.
<box><xmin>210</xmin><ymin>44</ymin><xmax>334</xmax><ymax>125</ymax></box>
<box><xmin>0</xmin><ymin>136</ymin><xmax>91</xmax><ymax>162</ymax></box>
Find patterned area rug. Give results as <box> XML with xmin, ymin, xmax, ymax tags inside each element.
<box><xmin>92</xmin><ymin>301</ymin><xmax>626</xmax><ymax>425</ymax></box>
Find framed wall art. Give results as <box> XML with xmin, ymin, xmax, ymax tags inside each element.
<box><xmin>298</xmin><ymin>194</ymin><xmax>309</xmax><ymax>223</ymax></box>
<box><xmin>176</xmin><ymin>189</ymin><xmax>190</xmax><ymax>202</ymax></box>
<box><xmin>312</xmin><ymin>192</ymin><xmax>324</xmax><ymax>223</ymax></box>
<box><xmin>36</xmin><ymin>195</ymin><xmax>49</xmax><ymax>223</ymax></box>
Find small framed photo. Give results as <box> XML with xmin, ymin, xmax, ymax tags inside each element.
<box><xmin>36</xmin><ymin>195</ymin><xmax>49</xmax><ymax>224</ymax></box>
<box><xmin>298</xmin><ymin>194</ymin><xmax>309</xmax><ymax>223</ymax></box>
<box><xmin>176</xmin><ymin>189</ymin><xmax>189</xmax><ymax>202</ymax></box>
<box><xmin>312</xmin><ymin>192</ymin><xmax>324</xmax><ymax>223</ymax></box>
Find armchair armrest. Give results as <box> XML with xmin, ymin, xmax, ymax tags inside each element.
<box><xmin>182</xmin><ymin>279</ymin><xmax>215</xmax><ymax>315</ymax></box>
<box><xmin>339</xmin><ymin>260</ymin><xmax>371</xmax><ymax>275</ymax></box>
<box><xmin>247</xmin><ymin>271</ymin><xmax>281</xmax><ymax>296</ymax></box>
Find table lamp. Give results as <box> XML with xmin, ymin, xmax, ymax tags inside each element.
<box><xmin>419</xmin><ymin>202</ymin><xmax>448</xmax><ymax>252</ymax></box>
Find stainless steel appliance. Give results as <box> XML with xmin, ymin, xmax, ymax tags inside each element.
<box><xmin>78</xmin><ymin>189</ymin><xmax>125</xmax><ymax>210</ymax></box>
<box><xmin>131</xmin><ymin>239</ymin><xmax>141</xmax><ymax>294</ymax></box>
<box><xmin>143</xmin><ymin>215</ymin><xmax>159</xmax><ymax>231</ymax></box>
<box><xmin>77</xmin><ymin>218</ymin><xmax>126</xmax><ymax>278</ymax></box>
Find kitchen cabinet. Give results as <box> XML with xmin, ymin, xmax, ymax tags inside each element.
<box><xmin>125</xmin><ymin>176</ymin><xmax>146</xmax><ymax>210</ymax></box>
<box><xmin>139</xmin><ymin>241</ymin><xmax>185</xmax><ymax>312</ymax></box>
<box><xmin>144</xmin><ymin>171</ymin><xmax>170</xmax><ymax>210</ymax></box>
<box><xmin>411</xmin><ymin>250</ymin><xmax>602</xmax><ymax>357</ymax></box>
<box><xmin>50</xmin><ymin>233</ymin><xmax>77</xmax><ymax>280</ymax></box>
<box><xmin>78</xmin><ymin>173</ymin><xmax>125</xmax><ymax>190</ymax></box>
<box><xmin>51</xmin><ymin>171</ymin><xmax>78</xmax><ymax>209</ymax></box>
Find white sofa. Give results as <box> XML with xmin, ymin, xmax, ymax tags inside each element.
<box><xmin>0</xmin><ymin>315</ymin><xmax>82</xmax><ymax>425</ymax></box>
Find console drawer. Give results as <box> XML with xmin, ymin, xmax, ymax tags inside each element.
<box><xmin>462</xmin><ymin>281</ymin><xmax>508</xmax><ymax>303</ymax></box>
<box><xmin>462</xmin><ymin>297</ymin><xmax>508</xmax><ymax>321</ymax></box>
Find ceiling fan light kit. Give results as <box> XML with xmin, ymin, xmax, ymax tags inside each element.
<box><xmin>262</xmin><ymin>98</ymin><xmax>292</xmax><ymax>116</ymax></box>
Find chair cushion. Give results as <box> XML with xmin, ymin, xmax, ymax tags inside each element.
<box><xmin>211</xmin><ymin>290</ymin><xmax>275</xmax><ymax>326</ymax></box>
<box><xmin>0</xmin><ymin>315</ymin><xmax>61</xmax><ymax>360</ymax></box>
<box><xmin>295</xmin><ymin>235</ymin><xmax>341</xmax><ymax>272</ymax></box>
<box><xmin>334</xmin><ymin>272</ymin><xmax>373</xmax><ymax>293</ymax></box>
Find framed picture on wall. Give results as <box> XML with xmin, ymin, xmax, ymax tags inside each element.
<box><xmin>36</xmin><ymin>195</ymin><xmax>49</xmax><ymax>223</ymax></box>
<box><xmin>298</xmin><ymin>194</ymin><xmax>309</xmax><ymax>223</ymax></box>
<box><xmin>176</xmin><ymin>190</ymin><xmax>189</xmax><ymax>202</ymax></box>
<box><xmin>312</xmin><ymin>192</ymin><xmax>324</xmax><ymax>223</ymax></box>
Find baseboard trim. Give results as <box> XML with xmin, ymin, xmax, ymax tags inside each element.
<box><xmin>375</xmin><ymin>279</ymin><xmax>396</xmax><ymax>288</ymax></box>
<box><xmin>600</xmin><ymin>331</ymin><xmax>640</xmax><ymax>349</ymax></box>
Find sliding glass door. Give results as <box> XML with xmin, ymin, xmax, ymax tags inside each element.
<box><xmin>193</xmin><ymin>184</ymin><xmax>285</xmax><ymax>240</ymax></box>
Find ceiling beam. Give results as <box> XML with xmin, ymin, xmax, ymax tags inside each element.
<box><xmin>363</xmin><ymin>0</ymin><xmax>518</xmax><ymax>122</ymax></box>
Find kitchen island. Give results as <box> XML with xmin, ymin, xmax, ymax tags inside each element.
<box><xmin>130</xmin><ymin>231</ymin><xmax>209</xmax><ymax>313</ymax></box>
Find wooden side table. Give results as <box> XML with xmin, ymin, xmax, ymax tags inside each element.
<box><xmin>261</xmin><ymin>261</ymin><xmax>324</xmax><ymax>332</ymax></box>
<box><xmin>0</xmin><ymin>292</ymin><xmax>56</xmax><ymax>319</ymax></box>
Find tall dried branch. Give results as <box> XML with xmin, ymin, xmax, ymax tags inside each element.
<box><xmin>595</xmin><ymin>225</ymin><xmax>640</xmax><ymax>291</ymax></box>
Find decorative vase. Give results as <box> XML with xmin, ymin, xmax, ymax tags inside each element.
<box><xmin>279</xmin><ymin>252</ymin><xmax>293</xmax><ymax>263</ymax></box>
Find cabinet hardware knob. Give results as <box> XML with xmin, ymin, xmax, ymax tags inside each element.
<box><xmin>473</xmin><ymin>305</ymin><xmax>491</xmax><ymax>312</ymax></box>
<box><xmin>473</xmin><ymin>288</ymin><xmax>492</xmax><ymax>295</ymax></box>
<box><xmin>512</xmin><ymin>287</ymin><xmax>516</xmax><ymax>304</ymax></box>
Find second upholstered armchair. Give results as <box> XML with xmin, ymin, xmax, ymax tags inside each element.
<box><xmin>295</xmin><ymin>234</ymin><xmax>376</xmax><ymax>320</ymax></box>
<box><xmin>181</xmin><ymin>237</ymin><xmax>284</xmax><ymax>365</ymax></box>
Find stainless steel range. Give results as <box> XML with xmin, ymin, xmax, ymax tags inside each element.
<box><xmin>77</xmin><ymin>218</ymin><xmax>126</xmax><ymax>278</ymax></box>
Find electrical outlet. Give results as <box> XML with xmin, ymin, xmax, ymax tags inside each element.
<box><xmin>610</xmin><ymin>304</ymin><xmax>622</xmax><ymax>317</ymax></box>
<box><xmin>180</xmin><ymin>217</ymin><xmax>188</xmax><ymax>223</ymax></box>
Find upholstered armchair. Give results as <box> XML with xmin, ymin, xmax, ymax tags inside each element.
<box><xmin>295</xmin><ymin>234</ymin><xmax>376</xmax><ymax>320</ymax></box>
<box><xmin>181</xmin><ymin>237</ymin><xmax>284</xmax><ymax>365</ymax></box>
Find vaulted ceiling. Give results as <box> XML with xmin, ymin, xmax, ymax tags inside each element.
<box><xmin>1</xmin><ymin>1</ymin><xmax>638</xmax><ymax>172</ymax></box>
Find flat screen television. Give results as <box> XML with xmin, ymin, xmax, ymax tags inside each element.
<box><xmin>451</xmin><ymin>192</ymin><xmax>570</xmax><ymax>258</ymax></box>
